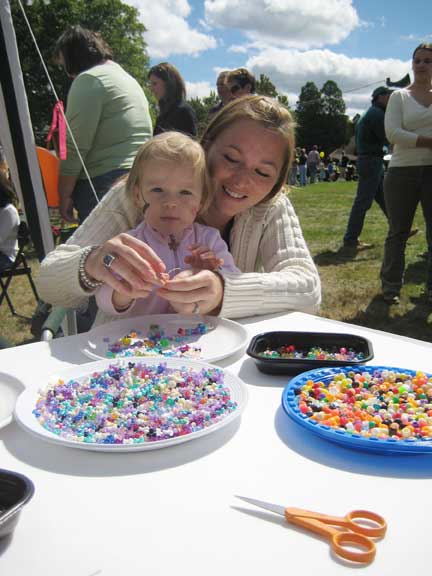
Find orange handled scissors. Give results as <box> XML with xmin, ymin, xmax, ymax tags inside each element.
<box><xmin>236</xmin><ymin>496</ymin><xmax>387</xmax><ymax>564</ymax></box>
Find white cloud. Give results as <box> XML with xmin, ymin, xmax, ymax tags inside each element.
<box><xmin>205</xmin><ymin>0</ymin><xmax>360</xmax><ymax>49</ymax></box>
<box><xmin>247</xmin><ymin>47</ymin><xmax>411</xmax><ymax>116</ymax></box>
<box><xmin>129</xmin><ymin>0</ymin><xmax>217</xmax><ymax>58</ymax></box>
<box><xmin>186</xmin><ymin>80</ymin><xmax>213</xmax><ymax>98</ymax></box>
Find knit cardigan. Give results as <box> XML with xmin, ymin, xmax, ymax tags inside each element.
<box><xmin>37</xmin><ymin>180</ymin><xmax>321</xmax><ymax>321</ymax></box>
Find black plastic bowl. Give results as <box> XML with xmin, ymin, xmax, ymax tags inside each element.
<box><xmin>246</xmin><ymin>331</ymin><xmax>374</xmax><ymax>375</ymax></box>
<box><xmin>0</xmin><ymin>469</ymin><xmax>35</xmax><ymax>539</ymax></box>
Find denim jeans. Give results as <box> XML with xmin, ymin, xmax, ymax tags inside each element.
<box><xmin>308</xmin><ymin>163</ymin><xmax>318</xmax><ymax>183</ymax></box>
<box><xmin>343</xmin><ymin>155</ymin><xmax>387</xmax><ymax>244</ymax></box>
<box><xmin>381</xmin><ymin>165</ymin><xmax>432</xmax><ymax>295</ymax></box>
<box><xmin>299</xmin><ymin>164</ymin><xmax>307</xmax><ymax>186</ymax></box>
<box><xmin>72</xmin><ymin>168</ymin><xmax>129</xmax><ymax>224</ymax></box>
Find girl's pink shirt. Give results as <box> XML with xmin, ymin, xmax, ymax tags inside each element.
<box><xmin>96</xmin><ymin>221</ymin><xmax>239</xmax><ymax>316</ymax></box>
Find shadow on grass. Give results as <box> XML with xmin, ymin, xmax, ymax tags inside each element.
<box><xmin>314</xmin><ymin>246</ymin><xmax>377</xmax><ymax>266</ymax></box>
<box><xmin>346</xmin><ymin>294</ymin><xmax>432</xmax><ymax>342</ymax></box>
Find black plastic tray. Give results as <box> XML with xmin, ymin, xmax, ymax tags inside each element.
<box><xmin>0</xmin><ymin>469</ymin><xmax>34</xmax><ymax>539</ymax></box>
<box><xmin>246</xmin><ymin>331</ymin><xmax>374</xmax><ymax>375</ymax></box>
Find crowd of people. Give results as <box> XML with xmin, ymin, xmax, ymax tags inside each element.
<box><xmin>2</xmin><ymin>24</ymin><xmax>432</xmax><ymax>336</ymax></box>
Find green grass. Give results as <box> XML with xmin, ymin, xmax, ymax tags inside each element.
<box><xmin>2</xmin><ymin>180</ymin><xmax>432</xmax><ymax>347</ymax></box>
<box><xmin>290</xmin><ymin>180</ymin><xmax>432</xmax><ymax>342</ymax></box>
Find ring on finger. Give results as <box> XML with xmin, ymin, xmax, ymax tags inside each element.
<box><xmin>192</xmin><ymin>302</ymin><xmax>200</xmax><ymax>314</ymax></box>
<box><xmin>103</xmin><ymin>253</ymin><xmax>116</xmax><ymax>269</ymax></box>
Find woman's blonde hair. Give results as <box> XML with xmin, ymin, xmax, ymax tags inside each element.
<box><xmin>201</xmin><ymin>95</ymin><xmax>295</xmax><ymax>199</ymax></box>
<box><xmin>126</xmin><ymin>132</ymin><xmax>211</xmax><ymax>214</ymax></box>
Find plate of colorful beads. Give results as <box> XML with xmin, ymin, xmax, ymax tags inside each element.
<box><xmin>79</xmin><ymin>314</ymin><xmax>249</xmax><ymax>363</ymax></box>
<box><xmin>282</xmin><ymin>365</ymin><xmax>432</xmax><ymax>454</ymax></box>
<box><xmin>14</xmin><ymin>358</ymin><xmax>248</xmax><ymax>452</ymax></box>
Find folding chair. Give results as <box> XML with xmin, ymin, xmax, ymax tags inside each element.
<box><xmin>0</xmin><ymin>221</ymin><xmax>40</xmax><ymax>316</ymax></box>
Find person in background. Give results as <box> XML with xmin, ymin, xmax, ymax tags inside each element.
<box><xmin>37</xmin><ymin>96</ymin><xmax>321</xmax><ymax>322</ymax></box>
<box><xmin>54</xmin><ymin>25</ymin><xmax>152</xmax><ymax>224</ymax></box>
<box><xmin>381</xmin><ymin>43</ymin><xmax>432</xmax><ymax>305</ymax></box>
<box><xmin>95</xmin><ymin>132</ymin><xmax>238</xmax><ymax>322</ymax></box>
<box><xmin>208</xmin><ymin>71</ymin><xmax>231</xmax><ymax>119</ymax></box>
<box><xmin>0</xmin><ymin>173</ymin><xmax>19</xmax><ymax>271</ymax></box>
<box><xmin>226</xmin><ymin>68</ymin><xmax>256</xmax><ymax>101</ymax></box>
<box><xmin>342</xmin><ymin>86</ymin><xmax>393</xmax><ymax>250</ymax></box>
<box><xmin>149</xmin><ymin>62</ymin><xmax>197</xmax><ymax>137</ymax></box>
<box><xmin>306</xmin><ymin>145</ymin><xmax>320</xmax><ymax>184</ymax></box>
<box><xmin>298</xmin><ymin>148</ymin><xmax>308</xmax><ymax>186</ymax></box>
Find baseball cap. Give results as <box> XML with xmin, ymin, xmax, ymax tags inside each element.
<box><xmin>372</xmin><ymin>86</ymin><xmax>393</xmax><ymax>99</ymax></box>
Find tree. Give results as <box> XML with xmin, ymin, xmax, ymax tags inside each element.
<box><xmin>295</xmin><ymin>80</ymin><xmax>349</xmax><ymax>155</ymax></box>
<box><xmin>11</xmin><ymin>0</ymin><xmax>150</xmax><ymax>143</ymax></box>
<box><xmin>256</xmin><ymin>74</ymin><xmax>289</xmax><ymax>108</ymax></box>
<box><xmin>188</xmin><ymin>93</ymin><xmax>219</xmax><ymax>137</ymax></box>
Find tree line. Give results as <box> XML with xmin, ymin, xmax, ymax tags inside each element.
<box><xmin>12</xmin><ymin>0</ymin><xmax>352</xmax><ymax>155</ymax></box>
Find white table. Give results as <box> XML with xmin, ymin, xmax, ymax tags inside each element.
<box><xmin>1</xmin><ymin>312</ymin><xmax>432</xmax><ymax>576</ymax></box>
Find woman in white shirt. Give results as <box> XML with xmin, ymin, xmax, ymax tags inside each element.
<box><xmin>0</xmin><ymin>173</ymin><xmax>19</xmax><ymax>271</ymax></box>
<box><xmin>381</xmin><ymin>43</ymin><xmax>432</xmax><ymax>304</ymax></box>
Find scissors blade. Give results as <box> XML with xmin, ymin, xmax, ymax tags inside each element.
<box><xmin>236</xmin><ymin>495</ymin><xmax>286</xmax><ymax>516</ymax></box>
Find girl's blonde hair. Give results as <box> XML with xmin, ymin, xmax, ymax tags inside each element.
<box><xmin>201</xmin><ymin>95</ymin><xmax>295</xmax><ymax>199</ymax></box>
<box><xmin>126</xmin><ymin>132</ymin><xmax>211</xmax><ymax>214</ymax></box>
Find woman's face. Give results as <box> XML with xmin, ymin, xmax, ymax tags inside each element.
<box><xmin>149</xmin><ymin>74</ymin><xmax>166</xmax><ymax>101</ymax></box>
<box><xmin>412</xmin><ymin>49</ymin><xmax>432</xmax><ymax>82</ymax></box>
<box><xmin>206</xmin><ymin>118</ymin><xmax>286</xmax><ymax>221</ymax></box>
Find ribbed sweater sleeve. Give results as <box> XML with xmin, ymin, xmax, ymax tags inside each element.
<box><xmin>219</xmin><ymin>193</ymin><xmax>321</xmax><ymax>318</ymax></box>
<box><xmin>36</xmin><ymin>181</ymin><xmax>138</xmax><ymax>308</ymax></box>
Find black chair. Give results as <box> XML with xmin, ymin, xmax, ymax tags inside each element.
<box><xmin>0</xmin><ymin>221</ymin><xmax>40</xmax><ymax>316</ymax></box>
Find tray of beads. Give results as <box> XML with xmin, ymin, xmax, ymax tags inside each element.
<box><xmin>79</xmin><ymin>314</ymin><xmax>249</xmax><ymax>363</ymax></box>
<box><xmin>281</xmin><ymin>365</ymin><xmax>432</xmax><ymax>454</ymax></box>
<box><xmin>14</xmin><ymin>358</ymin><xmax>248</xmax><ymax>452</ymax></box>
<box><xmin>246</xmin><ymin>331</ymin><xmax>373</xmax><ymax>374</ymax></box>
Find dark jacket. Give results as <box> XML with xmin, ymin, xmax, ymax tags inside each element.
<box><xmin>154</xmin><ymin>101</ymin><xmax>197</xmax><ymax>137</ymax></box>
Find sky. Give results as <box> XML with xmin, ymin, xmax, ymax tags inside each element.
<box><xmin>126</xmin><ymin>0</ymin><xmax>432</xmax><ymax>117</ymax></box>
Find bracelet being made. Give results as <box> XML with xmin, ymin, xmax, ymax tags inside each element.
<box><xmin>78</xmin><ymin>246</ymin><xmax>104</xmax><ymax>291</ymax></box>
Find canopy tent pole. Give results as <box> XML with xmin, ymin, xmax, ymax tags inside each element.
<box><xmin>0</xmin><ymin>0</ymin><xmax>54</xmax><ymax>260</ymax></box>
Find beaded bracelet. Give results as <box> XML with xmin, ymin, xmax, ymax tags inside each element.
<box><xmin>78</xmin><ymin>246</ymin><xmax>104</xmax><ymax>292</ymax></box>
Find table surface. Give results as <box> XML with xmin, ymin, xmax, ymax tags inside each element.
<box><xmin>1</xmin><ymin>311</ymin><xmax>432</xmax><ymax>576</ymax></box>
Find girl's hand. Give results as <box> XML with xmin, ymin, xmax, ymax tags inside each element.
<box><xmin>85</xmin><ymin>233</ymin><xmax>167</xmax><ymax>296</ymax></box>
<box><xmin>184</xmin><ymin>244</ymin><xmax>224</xmax><ymax>271</ymax></box>
<box><xmin>157</xmin><ymin>269</ymin><xmax>224</xmax><ymax>315</ymax></box>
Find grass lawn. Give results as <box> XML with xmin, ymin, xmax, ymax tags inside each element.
<box><xmin>2</xmin><ymin>179</ymin><xmax>432</xmax><ymax>347</ymax></box>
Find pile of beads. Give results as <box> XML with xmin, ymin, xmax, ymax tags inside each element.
<box><xmin>296</xmin><ymin>368</ymin><xmax>432</xmax><ymax>441</ymax></box>
<box><xmin>105</xmin><ymin>323</ymin><xmax>209</xmax><ymax>359</ymax></box>
<box><xmin>33</xmin><ymin>361</ymin><xmax>237</xmax><ymax>444</ymax></box>
<box><xmin>260</xmin><ymin>344</ymin><xmax>365</xmax><ymax>362</ymax></box>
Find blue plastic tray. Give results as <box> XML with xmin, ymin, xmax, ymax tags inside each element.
<box><xmin>281</xmin><ymin>365</ymin><xmax>432</xmax><ymax>454</ymax></box>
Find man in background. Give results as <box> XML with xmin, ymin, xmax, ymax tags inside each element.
<box><xmin>307</xmin><ymin>145</ymin><xmax>320</xmax><ymax>184</ymax></box>
<box><xmin>226</xmin><ymin>68</ymin><xmax>256</xmax><ymax>100</ymax></box>
<box><xmin>342</xmin><ymin>86</ymin><xmax>393</xmax><ymax>250</ymax></box>
<box><xmin>208</xmin><ymin>71</ymin><xmax>231</xmax><ymax>119</ymax></box>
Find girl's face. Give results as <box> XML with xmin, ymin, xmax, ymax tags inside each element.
<box><xmin>149</xmin><ymin>74</ymin><xmax>166</xmax><ymax>101</ymax></box>
<box><xmin>134</xmin><ymin>159</ymin><xmax>203</xmax><ymax>239</ymax></box>
<box><xmin>206</xmin><ymin>118</ymin><xmax>286</xmax><ymax>221</ymax></box>
<box><xmin>412</xmin><ymin>49</ymin><xmax>432</xmax><ymax>82</ymax></box>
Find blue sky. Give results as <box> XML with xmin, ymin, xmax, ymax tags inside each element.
<box><xmin>128</xmin><ymin>0</ymin><xmax>432</xmax><ymax>116</ymax></box>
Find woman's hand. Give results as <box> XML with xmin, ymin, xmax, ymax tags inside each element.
<box><xmin>157</xmin><ymin>269</ymin><xmax>224</xmax><ymax>315</ymax></box>
<box><xmin>85</xmin><ymin>233</ymin><xmax>167</xmax><ymax>296</ymax></box>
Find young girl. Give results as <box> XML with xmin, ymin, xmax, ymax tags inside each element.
<box><xmin>0</xmin><ymin>173</ymin><xmax>19</xmax><ymax>271</ymax></box>
<box><xmin>95</xmin><ymin>132</ymin><xmax>239</xmax><ymax>318</ymax></box>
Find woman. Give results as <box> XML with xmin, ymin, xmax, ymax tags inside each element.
<box><xmin>0</xmin><ymin>173</ymin><xmax>19</xmax><ymax>271</ymax></box>
<box><xmin>37</xmin><ymin>96</ymin><xmax>321</xmax><ymax>324</ymax></box>
<box><xmin>381</xmin><ymin>43</ymin><xmax>432</xmax><ymax>305</ymax></box>
<box><xmin>55</xmin><ymin>25</ymin><xmax>152</xmax><ymax>224</ymax></box>
<box><xmin>149</xmin><ymin>63</ymin><xmax>197</xmax><ymax>137</ymax></box>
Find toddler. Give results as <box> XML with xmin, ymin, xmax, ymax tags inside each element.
<box><xmin>96</xmin><ymin>132</ymin><xmax>239</xmax><ymax>317</ymax></box>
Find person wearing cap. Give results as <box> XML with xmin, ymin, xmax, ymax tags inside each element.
<box><xmin>342</xmin><ymin>86</ymin><xmax>393</xmax><ymax>250</ymax></box>
<box><xmin>226</xmin><ymin>68</ymin><xmax>256</xmax><ymax>100</ymax></box>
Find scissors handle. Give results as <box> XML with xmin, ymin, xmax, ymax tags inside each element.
<box><xmin>332</xmin><ymin>531</ymin><xmax>376</xmax><ymax>564</ymax></box>
<box><xmin>346</xmin><ymin>510</ymin><xmax>387</xmax><ymax>538</ymax></box>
